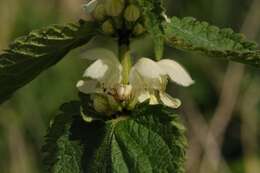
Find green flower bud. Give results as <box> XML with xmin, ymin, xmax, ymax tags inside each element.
<box><xmin>124</xmin><ymin>4</ymin><xmax>140</xmax><ymax>22</ymax></box>
<box><xmin>107</xmin><ymin>95</ymin><xmax>122</xmax><ymax>112</ymax></box>
<box><xmin>102</xmin><ymin>20</ymin><xmax>115</xmax><ymax>34</ymax></box>
<box><xmin>92</xmin><ymin>94</ymin><xmax>109</xmax><ymax>113</ymax></box>
<box><xmin>133</xmin><ymin>23</ymin><xmax>146</xmax><ymax>36</ymax></box>
<box><xmin>93</xmin><ymin>4</ymin><xmax>106</xmax><ymax>21</ymax></box>
<box><xmin>105</xmin><ymin>0</ymin><xmax>125</xmax><ymax>17</ymax></box>
<box><xmin>127</xmin><ymin>97</ymin><xmax>138</xmax><ymax>110</ymax></box>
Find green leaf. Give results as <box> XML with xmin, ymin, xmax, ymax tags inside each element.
<box><xmin>42</xmin><ymin>101</ymin><xmax>83</xmax><ymax>173</ymax></box>
<box><xmin>136</xmin><ymin>0</ymin><xmax>166</xmax><ymax>60</ymax></box>
<box><xmin>42</xmin><ymin>102</ymin><xmax>187</xmax><ymax>173</ymax></box>
<box><xmin>0</xmin><ymin>20</ymin><xmax>96</xmax><ymax>104</ymax></box>
<box><xmin>164</xmin><ymin>16</ymin><xmax>260</xmax><ymax>67</ymax></box>
<box><xmin>76</xmin><ymin>104</ymin><xmax>187</xmax><ymax>173</ymax></box>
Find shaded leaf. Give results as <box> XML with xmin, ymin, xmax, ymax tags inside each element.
<box><xmin>164</xmin><ymin>16</ymin><xmax>260</xmax><ymax>67</ymax></box>
<box><xmin>75</xmin><ymin>104</ymin><xmax>187</xmax><ymax>173</ymax></box>
<box><xmin>42</xmin><ymin>101</ymin><xmax>187</xmax><ymax>173</ymax></box>
<box><xmin>42</xmin><ymin>101</ymin><xmax>83</xmax><ymax>173</ymax></box>
<box><xmin>0</xmin><ymin>20</ymin><xmax>96</xmax><ymax>103</ymax></box>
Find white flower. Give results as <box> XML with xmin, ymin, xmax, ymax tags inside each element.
<box><xmin>77</xmin><ymin>49</ymin><xmax>194</xmax><ymax>110</ymax></box>
<box><xmin>76</xmin><ymin>48</ymin><xmax>123</xmax><ymax>95</ymax></box>
<box><xmin>129</xmin><ymin>58</ymin><xmax>194</xmax><ymax>108</ymax></box>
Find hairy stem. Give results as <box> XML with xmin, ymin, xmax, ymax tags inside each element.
<box><xmin>119</xmin><ymin>44</ymin><xmax>132</xmax><ymax>84</ymax></box>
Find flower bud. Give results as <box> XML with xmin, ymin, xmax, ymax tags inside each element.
<box><xmin>116</xmin><ymin>84</ymin><xmax>132</xmax><ymax>101</ymax></box>
<box><xmin>124</xmin><ymin>4</ymin><xmax>140</xmax><ymax>22</ymax></box>
<box><xmin>93</xmin><ymin>4</ymin><xmax>106</xmax><ymax>21</ymax></box>
<box><xmin>92</xmin><ymin>95</ymin><xmax>109</xmax><ymax>113</ymax></box>
<box><xmin>102</xmin><ymin>20</ymin><xmax>115</xmax><ymax>34</ymax></box>
<box><xmin>116</xmin><ymin>85</ymin><xmax>125</xmax><ymax>99</ymax></box>
<box><xmin>105</xmin><ymin>0</ymin><xmax>125</xmax><ymax>17</ymax></box>
<box><xmin>127</xmin><ymin>97</ymin><xmax>138</xmax><ymax>110</ymax></box>
<box><xmin>133</xmin><ymin>23</ymin><xmax>146</xmax><ymax>36</ymax></box>
<box><xmin>107</xmin><ymin>95</ymin><xmax>122</xmax><ymax>112</ymax></box>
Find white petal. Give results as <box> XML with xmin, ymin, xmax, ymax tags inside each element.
<box><xmin>124</xmin><ymin>85</ymin><xmax>133</xmax><ymax>98</ymax></box>
<box><xmin>133</xmin><ymin>58</ymin><xmax>165</xmax><ymax>79</ymax></box>
<box><xmin>159</xmin><ymin>92</ymin><xmax>181</xmax><ymax>108</ymax></box>
<box><xmin>137</xmin><ymin>91</ymin><xmax>150</xmax><ymax>103</ymax></box>
<box><xmin>103</xmin><ymin>63</ymin><xmax>122</xmax><ymax>88</ymax></box>
<box><xmin>83</xmin><ymin>0</ymin><xmax>98</xmax><ymax>14</ymax></box>
<box><xmin>149</xmin><ymin>94</ymin><xmax>159</xmax><ymax>105</ymax></box>
<box><xmin>130</xmin><ymin>58</ymin><xmax>165</xmax><ymax>91</ymax></box>
<box><xmin>129</xmin><ymin>67</ymin><xmax>145</xmax><ymax>91</ymax></box>
<box><xmin>136</xmin><ymin>91</ymin><xmax>159</xmax><ymax>105</ymax></box>
<box><xmin>158</xmin><ymin>59</ymin><xmax>194</xmax><ymax>87</ymax></box>
<box><xmin>82</xmin><ymin>48</ymin><xmax>122</xmax><ymax>86</ymax></box>
<box><xmin>83</xmin><ymin>59</ymin><xmax>108</xmax><ymax>80</ymax></box>
<box><xmin>76</xmin><ymin>79</ymin><xmax>99</xmax><ymax>94</ymax></box>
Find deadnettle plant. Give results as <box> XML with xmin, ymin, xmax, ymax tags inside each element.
<box><xmin>78</xmin><ymin>0</ymin><xmax>194</xmax><ymax>118</ymax></box>
<box><xmin>1</xmin><ymin>0</ymin><xmax>259</xmax><ymax>172</ymax></box>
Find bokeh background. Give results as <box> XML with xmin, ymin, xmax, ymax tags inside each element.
<box><xmin>0</xmin><ymin>0</ymin><xmax>259</xmax><ymax>173</ymax></box>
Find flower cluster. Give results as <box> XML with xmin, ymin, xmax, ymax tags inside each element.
<box><xmin>77</xmin><ymin>48</ymin><xmax>194</xmax><ymax>114</ymax></box>
<box><xmin>83</xmin><ymin>0</ymin><xmax>146</xmax><ymax>37</ymax></box>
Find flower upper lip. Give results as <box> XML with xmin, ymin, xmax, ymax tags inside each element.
<box><xmin>129</xmin><ymin>57</ymin><xmax>194</xmax><ymax>108</ymax></box>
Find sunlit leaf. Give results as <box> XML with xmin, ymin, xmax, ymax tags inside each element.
<box><xmin>164</xmin><ymin>16</ymin><xmax>260</xmax><ymax>67</ymax></box>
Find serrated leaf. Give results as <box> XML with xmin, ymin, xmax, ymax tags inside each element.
<box><xmin>73</xmin><ymin>104</ymin><xmax>187</xmax><ymax>173</ymax></box>
<box><xmin>0</xmin><ymin>21</ymin><xmax>96</xmax><ymax>104</ymax></box>
<box><xmin>42</xmin><ymin>101</ymin><xmax>83</xmax><ymax>173</ymax></box>
<box><xmin>164</xmin><ymin>16</ymin><xmax>260</xmax><ymax>67</ymax></box>
<box><xmin>136</xmin><ymin>0</ymin><xmax>165</xmax><ymax>60</ymax></box>
<box><xmin>42</xmin><ymin>102</ymin><xmax>187</xmax><ymax>173</ymax></box>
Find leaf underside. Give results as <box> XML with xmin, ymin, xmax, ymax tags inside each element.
<box><xmin>136</xmin><ymin>0</ymin><xmax>166</xmax><ymax>60</ymax></box>
<box><xmin>0</xmin><ymin>20</ymin><xmax>96</xmax><ymax>104</ymax></box>
<box><xmin>43</xmin><ymin>102</ymin><xmax>187</xmax><ymax>173</ymax></box>
<box><xmin>164</xmin><ymin>16</ymin><xmax>260</xmax><ymax>67</ymax></box>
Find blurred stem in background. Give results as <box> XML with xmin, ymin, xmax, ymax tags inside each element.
<box><xmin>0</xmin><ymin>0</ymin><xmax>18</xmax><ymax>49</ymax></box>
<box><xmin>0</xmin><ymin>0</ymin><xmax>86</xmax><ymax>173</ymax></box>
<box><xmin>0</xmin><ymin>108</ymin><xmax>38</xmax><ymax>173</ymax></box>
<box><xmin>181</xmin><ymin>0</ymin><xmax>260</xmax><ymax>173</ymax></box>
<box><xmin>239</xmin><ymin>12</ymin><xmax>260</xmax><ymax>172</ymax></box>
<box><xmin>241</xmin><ymin>80</ymin><xmax>260</xmax><ymax>173</ymax></box>
<box><xmin>200</xmin><ymin>0</ymin><xmax>260</xmax><ymax>172</ymax></box>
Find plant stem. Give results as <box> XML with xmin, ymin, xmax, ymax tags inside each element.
<box><xmin>118</xmin><ymin>14</ymin><xmax>131</xmax><ymax>85</ymax></box>
<box><xmin>119</xmin><ymin>44</ymin><xmax>131</xmax><ymax>84</ymax></box>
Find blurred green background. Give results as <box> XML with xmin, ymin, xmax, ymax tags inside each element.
<box><xmin>0</xmin><ymin>0</ymin><xmax>259</xmax><ymax>173</ymax></box>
